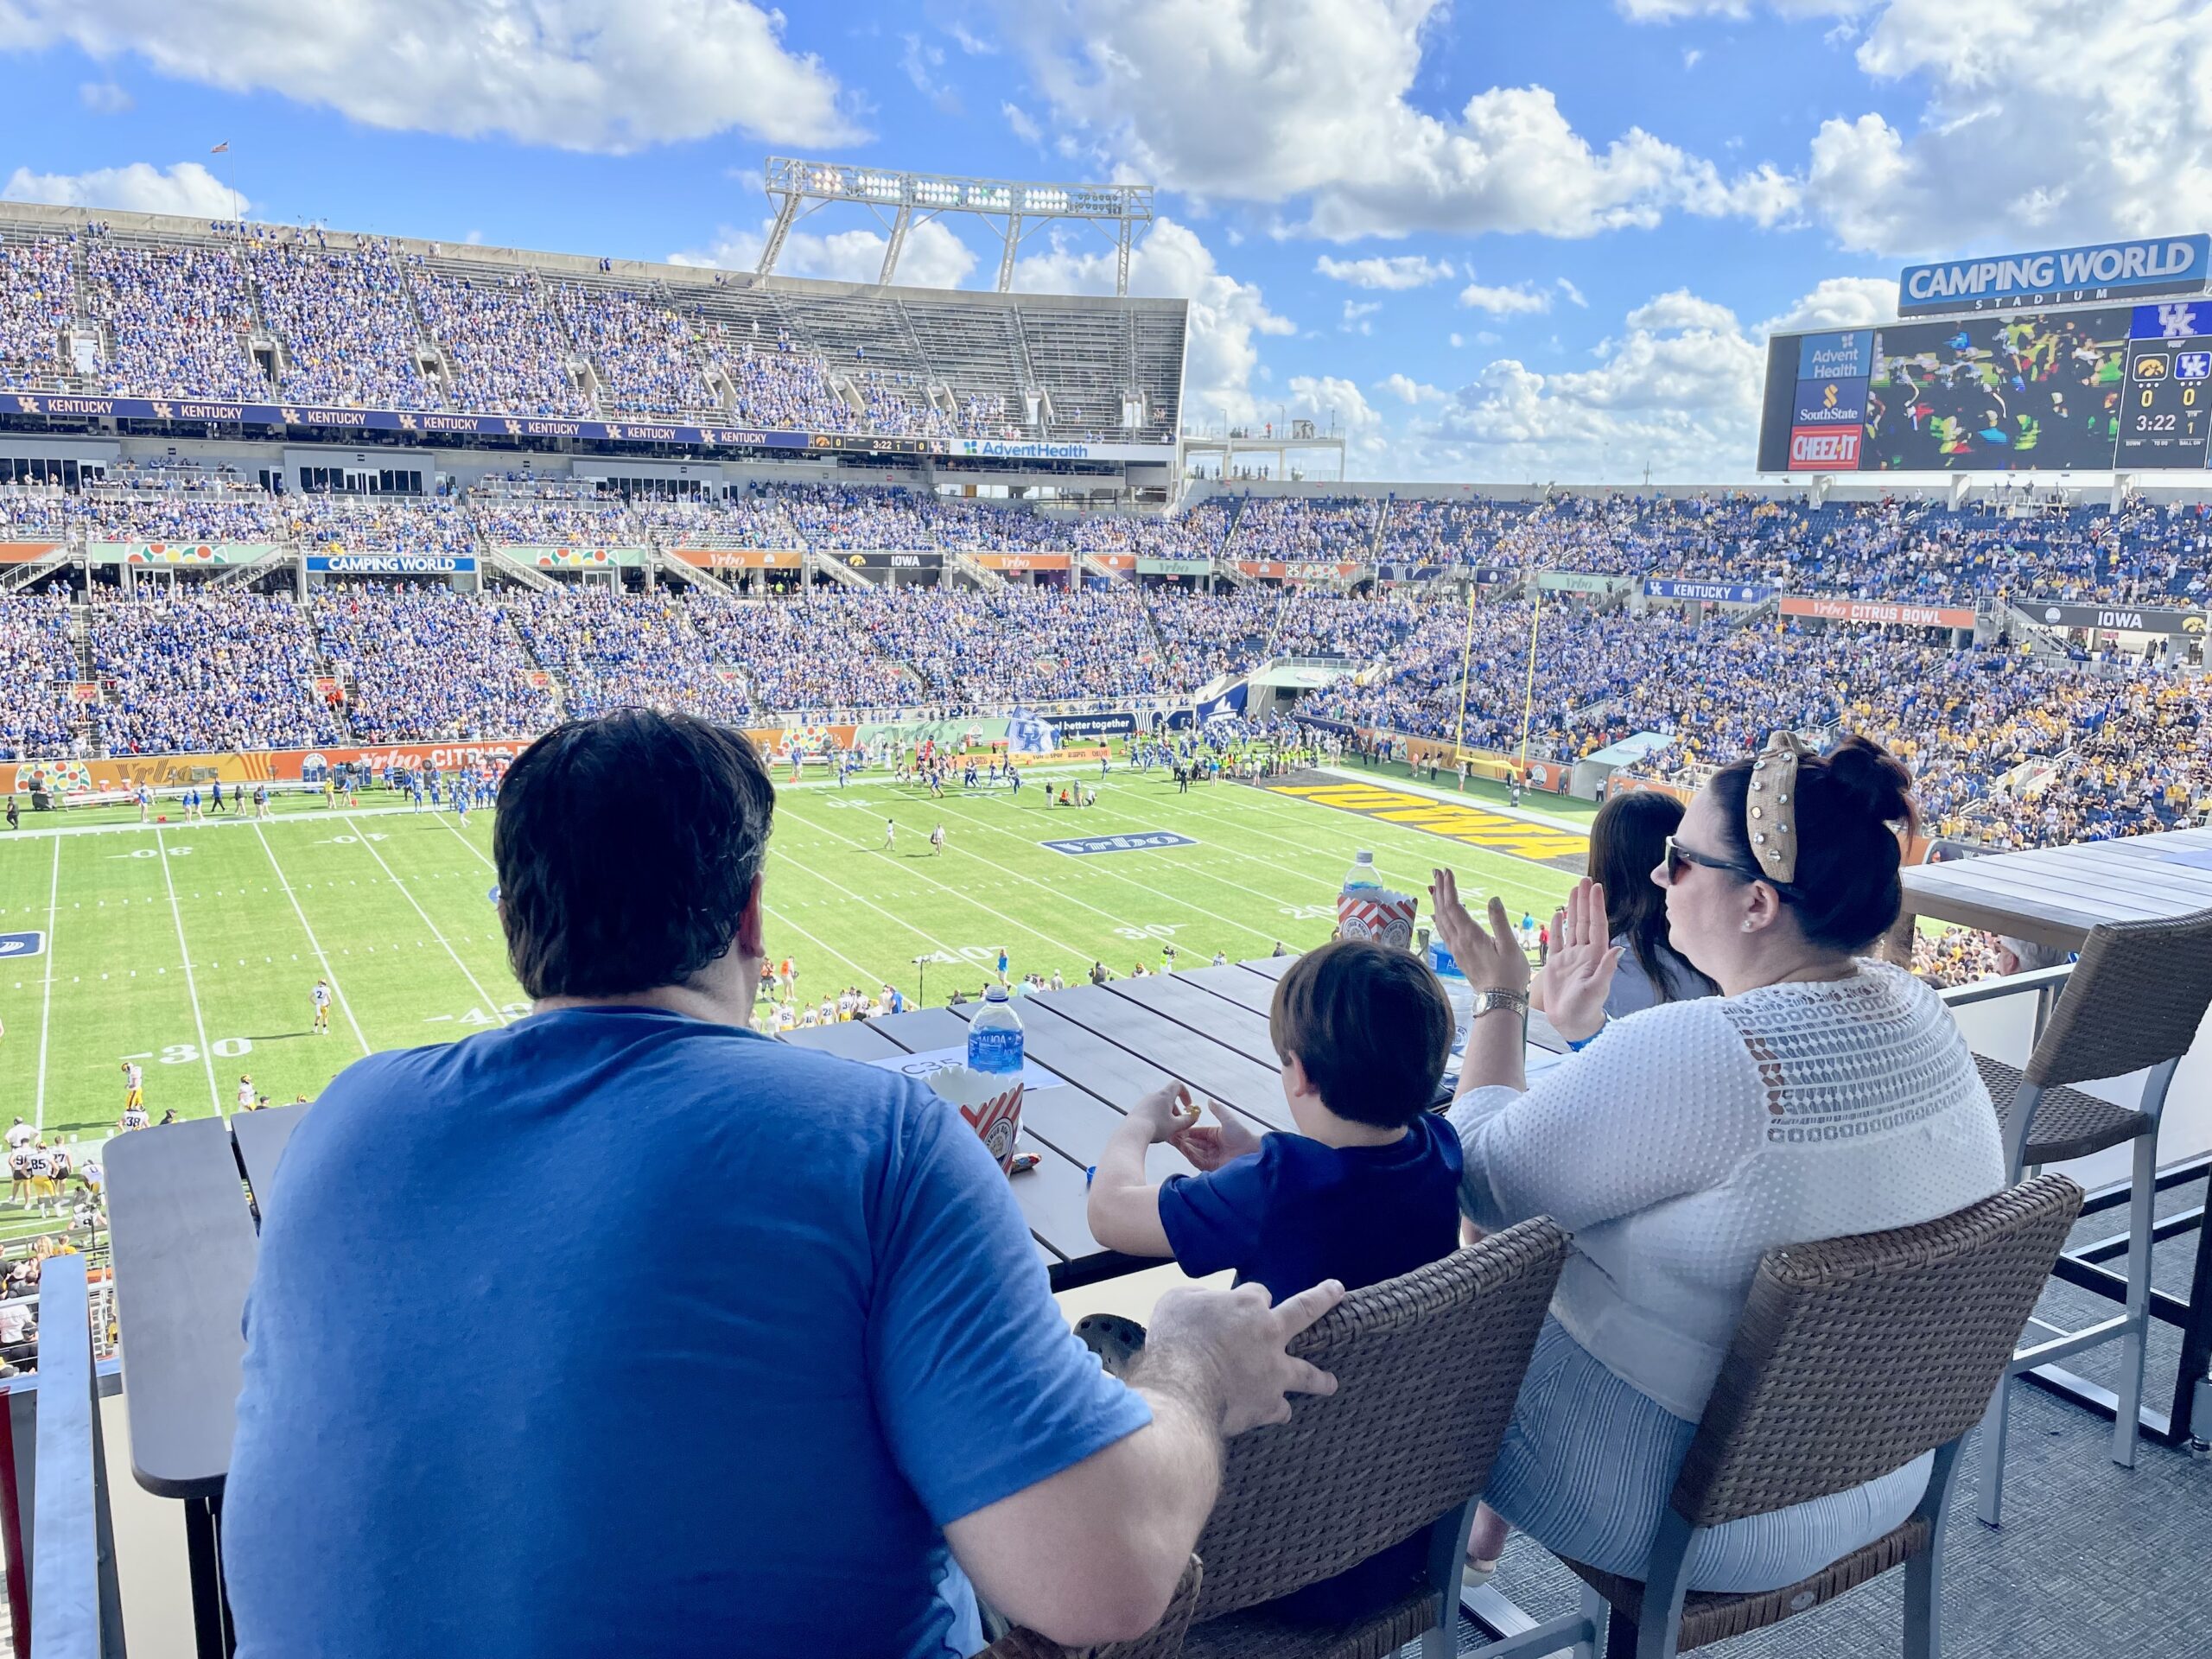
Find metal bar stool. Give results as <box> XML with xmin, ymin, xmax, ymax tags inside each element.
<box><xmin>1965</xmin><ymin>907</ymin><xmax>2212</xmax><ymax>1527</ymax></box>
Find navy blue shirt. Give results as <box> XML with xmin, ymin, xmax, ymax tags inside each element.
<box><xmin>224</xmin><ymin>1007</ymin><xmax>1149</xmax><ymax>1659</ymax></box>
<box><xmin>1157</xmin><ymin>1110</ymin><xmax>1465</xmax><ymax>1304</ymax></box>
<box><xmin>1157</xmin><ymin>1109</ymin><xmax>1464</xmax><ymax>1620</ymax></box>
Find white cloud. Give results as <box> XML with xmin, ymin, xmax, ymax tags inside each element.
<box><xmin>1378</xmin><ymin>372</ymin><xmax>1448</xmax><ymax>404</ymax></box>
<box><xmin>3</xmin><ymin>161</ymin><xmax>240</xmax><ymax>218</ymax></box>
<box><xmin>1341</xmin><ymin>299</ymin><xmax>1381</xmax><ymax>334</ymax></box>
<box><xmin>1459</xmin><ymin>281</ymin><xmax>1551</xmax><ymax>316</ymax></box>
<box><xmin>1006</xmin><ymin>0</ymin><xmax>1800</xmax><ymax>239</ymax></box>
<box><xmin>5</xmin><ymin>0</ymin><xmax>859</xmax><ymax>154</ymax></box>
<box><xmin>1682</xmin><ymin>48</ymin><xmax>1702</xmax><ymax>67</ymax></box>
<box><xmin>901</xmin><ymin>33</ymin><xmax>959</xmax><ymax>112</ymax></box>
<box><xmin>1002</xmin><ymin>101</ymin><xmax>1043</xmax><ymax>145</ymax></box>
<box><xmin>672</xmin><ymin>218</ymin><xmax>980</xmax><ymax>290</ymax></box>
<box><xmin>1398</xmin><ymin>278</ymin><xmax>1867</xmax><ymax>480</ymax></box>
<box><xmin>1615</xmin><ymin>0</ymin><xmax>1871</xmax><ymax>16</ymax></box>
<box><xmin>1556</xmin><ymin>277</ymin><xmax>1588</xmax><ymax>308</ymax></box>
<box><xmin>1314</xmin><ymin>253</ymin><xmax>1453</xmax><ymax>289</ymax></box>
<box><xmin>1449</xmin><ymin>332</ymin><xmax>1465</xmax><ymax>348</ymax></box>
<box><xmin>78</xmin><ymin>79</ymin><xmax>133</xmax><ymax>113</ymax></box>
<box><xmin>1801</xmin><ymin>0</ymin><xmax>2212</xmax><ymax>255</ymax></box>
<box><xmin>1009</xmin><ymin>219</ymin><xmax>1294</xmax><ymax>428</ymax></box>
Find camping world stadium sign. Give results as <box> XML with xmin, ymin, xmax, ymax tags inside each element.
<box><xmin>1899</xmin><ymin>236</ymin><xmax>2211</xmax><ymax>317</ymax></box>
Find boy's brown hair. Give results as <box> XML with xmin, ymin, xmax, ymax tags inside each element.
<box><xmin>1268</xmin><ymin>940</ymin><xmax>1454</xmax><ymax>1129</ymax></box>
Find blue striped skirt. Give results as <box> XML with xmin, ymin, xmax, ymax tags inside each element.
<box><xmin>1484</xmin><ymin>1319</ymin><xmax>1932</xmax><ymax>1592</ymax></box>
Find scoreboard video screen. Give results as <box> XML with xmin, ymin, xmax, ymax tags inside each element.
<box><xmin>1759</xmin><ymin>299</ymin><xmax>2212</xmax><ymax>473</ymax></box>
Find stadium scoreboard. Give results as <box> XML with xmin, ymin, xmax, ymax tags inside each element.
<box><xmin>1760</xmin><ymin>234</ymin><xmax>2212</xmax><ymax>474</ymax></box>
<box><xmin>1759</xmin><ymin>297</ymin><xmax>2212</xmax><ymax>474</ymax></box>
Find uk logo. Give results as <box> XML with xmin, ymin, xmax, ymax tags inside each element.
<box><xmin>2155</xmin><ymin>303</ymin><xmax>2204</xmax><ymax>339</ymax></box>
<box><xmin>2179</xmin><ymin>353</ymin><xmax>2211</xmax><ymax>381</ymax></box>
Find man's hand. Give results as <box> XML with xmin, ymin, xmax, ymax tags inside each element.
<box><xmin>1128</xmin><ymin>1082</ymin><xmax>1202</xmax><ymax>1146</ymax></box>
<box><xmin>1167</xmin><ymin>1099</ymin><xmax>1262</xmax><ymax>1172</ymax></box>
<box><xmin>1140</xmin><ymin>1279</ymin><xmax>1344</xmax><ymax>1435</ymax></box>
<box><xmin>1542</xmin><ymin>877</ymin><xmax>1622</xmax><ymax>1044</ymax></box>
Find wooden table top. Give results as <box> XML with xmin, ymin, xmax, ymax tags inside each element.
<box><xmin>783</xmin><ymin>957</ymin><xmax>1562</xmax><ymax>1286</ymax></box>
<box><xmin>1902</xmin><ymin>824</ymin><xmax>2212</xmax><ymax>948</ymax></box>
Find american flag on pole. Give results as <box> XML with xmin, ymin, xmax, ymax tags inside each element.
<box><xmin>210</xmin><ymin>142</ymin><xmax>229</xmax><ymax>155</ymax></box>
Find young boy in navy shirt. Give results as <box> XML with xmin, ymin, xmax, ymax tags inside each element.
<box><xmin>1085</xmin><ymin>939</ymin><xmax>1462</xmax><ymax>1618</ymax></box>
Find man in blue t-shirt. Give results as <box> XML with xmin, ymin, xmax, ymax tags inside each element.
<box><xmin>224</xmin><ymin>709</ymin><xmax>1342</xmax><ymax>1659</ymax></box>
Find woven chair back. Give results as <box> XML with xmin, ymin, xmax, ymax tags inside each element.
<box><xmin>1670</xmin><ymin>1175</ymin><xmax>2082</xmax><ymax>1530</ymax></box>
<box><xmin>1187</xmin><ymin>1217</ymin><xmax>1569</xmax><ymax>1623</ymax></box>
<box><xmin>2025</xmin><ymin>908</ymin><xmax>2212</xmax><ymax>1088</ymax></box>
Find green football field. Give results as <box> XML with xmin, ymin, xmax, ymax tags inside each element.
<box><xmin>0</xmin><ymin>762</ymin><xmax>1581</xmax><ymax>1234</ymax></box>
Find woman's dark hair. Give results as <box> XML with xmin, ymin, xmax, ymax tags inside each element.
<box><xmin>1587</xmin><ymin>791</ymin><xmax>1717</xmax><ymax>1002</ymax></box>
<box><xmin>1709</xmin><ymin>734</ymin><xmax>1919</xmax><ymax>954</ymax></box>
<box><xmin>1270</xmin><ymin>940</ymin><xmax>1453</xmax><ymax>1129</ymax></box>
<box><xmin>495</xmin><ymin>710</ymin><xmax>775</xmax><ymax>999</ymax></box>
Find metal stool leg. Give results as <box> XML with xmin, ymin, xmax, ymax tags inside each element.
<box><xmin>1973</xmin><ymin>1378</ymin><xmax>2010</xmax><ymax>1529</ymax></box>
<box><xmin>2111</xmin><ymin>1128</ymin><xmax>2158</xmax><ymax>1469</ymax></box>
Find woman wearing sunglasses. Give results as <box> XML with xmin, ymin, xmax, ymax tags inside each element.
<box><xmin>1431</xmin><ymin>731</ymin><xmax>2005</xmax><ymax>1594</ymax></box>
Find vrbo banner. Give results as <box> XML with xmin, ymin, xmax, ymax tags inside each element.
<box><xmin>670</xmin><ymin>548</ymin><xmax>802</xmax><ymax>570</ymax></box>
<box><xmin>307</xmin><ymin>554</ymin><xmax>474</xmax><ymax>575</ymax></box>
<box><xmin>89</xmin><ymin>541</ymin><xmax>276</xmax><ymax>567</ymax></box>
<box><xmin>1135</xmin><ymin>556</ymin><xmax>1202</xmax><ymax>576</ymax></box>
<box><xmin>1536</xmin><ymin>571</ymin><xmax>1630</xmax><ymax>595</ymax></box>
<box><xmin>1780</xmin><ymin>595</ymin><xmax>1978</xmax><ymax>629</ymax></box>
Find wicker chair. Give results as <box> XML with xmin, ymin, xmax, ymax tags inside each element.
<box><xmin>1952</xmin><ymin>908</ymin><xmax>2212</xmax><ymax>1527</ymax></box>
<box><xmin>1557</xmin><ymin>1176</ymin><xmax>2082</xmax><ymax>1659</ymax></box>
<box><xmin>975</xmin><ymin>1223</ymin><xmax>1569</xmax><ymax>1659</ymax></box>
<box><xmin>1170</xmin><ymin>1217</ymin><xmax>1572</xmax><ymax>1659</ymax></box>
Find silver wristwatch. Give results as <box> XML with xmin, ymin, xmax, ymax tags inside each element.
<box><xmin>1468</xmin><ymin>987</ymin><xmax>1530</xmax><ymax>1022</ymax></box>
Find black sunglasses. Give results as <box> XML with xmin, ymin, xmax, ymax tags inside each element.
<box><xmin>1662</xmin><ymin>834</ymin><xmax>1768</xmax><ymax>886</ymax></box>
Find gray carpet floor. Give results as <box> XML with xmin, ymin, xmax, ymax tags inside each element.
<box><xmin>1411</xmin><ymin>1173</ymin><xmax>2212</xmax><ymax>1657</ymax></box>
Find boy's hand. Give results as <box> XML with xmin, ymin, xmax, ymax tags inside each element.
<box><xmin>1168</xmin><ymin>1100</ymin><xmax>1262</xmax><ymax>1172</ymax></box>
<box><xmin>1129</xmin><ymin>1083</ymin><xmax>1202</xmax><ymax>1144</ymax></box>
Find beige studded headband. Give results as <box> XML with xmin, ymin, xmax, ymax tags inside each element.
<box><xmin>1745</xmin><ymin>730</ymin><xmax>1812</xmax><ymax>884</ymax></box>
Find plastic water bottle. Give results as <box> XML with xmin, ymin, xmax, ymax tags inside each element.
<box><xmin>968</xmin><ymin>985</ymin><xmax>1025</xmax><ymax>1078</ymax></box>
<box><xmin>1343</xmin><ymin>849</ymin><xmax>1382</xmax><ymax>893</ymax></box>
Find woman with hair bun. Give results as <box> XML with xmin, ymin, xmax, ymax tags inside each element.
<box><xmin>1430</xmin><ymin>732</ymin><xmax>2005</xmax><ymax>1593</ymax></box>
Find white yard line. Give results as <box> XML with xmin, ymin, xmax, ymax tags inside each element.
<box><xmin>832</xmin><ymin>791</ymin><xmax>1281</xmax><ymax>951</ymax></box>
<box><xmin>772</xmin><ymin>810</ymin><xmax>1088</xmax><ymax>963</ymax></box>
<box><xmin>341</xmin><ymin>815</ymin><xmax>512</xmax><ymax>1025</ymax></box>
<box><xmin>32</xmin><ymin>836</ymin><xmax>59</xmax><ymax>1129</ymax></box>
<box><xmin>255</xmin><ymin>823</ymin><xmax>372</xmax><ymax>1055</ymax></box>
<box><xmin>153</xmin><ymin>826</ymin><xmax>224</xmax><ymax>1117</ymax></box>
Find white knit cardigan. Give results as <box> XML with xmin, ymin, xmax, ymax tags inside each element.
<box><xmin>1449</xmin><ymin>960</ymin><xmax>2006</xmax><ymax>1421</ymax></box>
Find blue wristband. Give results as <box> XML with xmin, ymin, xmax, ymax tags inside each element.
<box><xmin>1565</xmin><ymin>1020</ymin><xmax>1607</xmax><ymax>1052</ymax></box>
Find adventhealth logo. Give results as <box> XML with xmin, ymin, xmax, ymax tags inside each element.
<box><xmin>1041</xmin><ymin>832</ymin><xmax>1198</xmax><ymax>856</ymax></box>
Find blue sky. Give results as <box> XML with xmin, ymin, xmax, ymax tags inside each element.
<box><xmin>1</xmin><ymin>1</ymin><xmax>2202</xmax><ymax>480</ymax></box>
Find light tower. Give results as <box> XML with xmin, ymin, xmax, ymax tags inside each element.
<box><xmin>753</xmin><ymin>156</ymin><xmax>1154</xmax><ymax>293</ymax></box>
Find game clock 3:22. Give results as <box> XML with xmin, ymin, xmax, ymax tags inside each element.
<box><xmin>2117</xmin><ymin>337</ymin><xmax>2212</xmax><ymax>467</ymax></box>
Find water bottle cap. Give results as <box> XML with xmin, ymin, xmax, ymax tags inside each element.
<box><xmin>984</xmin><ymin>985</ymin><xmax>1008</xmax><ymax>1001</ymax></box>
<box><xmin>1355</xmin><ymin>849</ymin><xmax>1373</xmax><ymax>861</ymax></box>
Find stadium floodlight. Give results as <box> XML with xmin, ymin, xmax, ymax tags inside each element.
<box><xmin>757</xmin><ymin>156</ymin><xmax>1155</xmax><ymax>293</ymax></box>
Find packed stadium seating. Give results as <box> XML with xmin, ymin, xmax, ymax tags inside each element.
<box><xmin>0</xmin><ymin>210</ymin><xmax>1185</xmax><ymax>444</ymax></box>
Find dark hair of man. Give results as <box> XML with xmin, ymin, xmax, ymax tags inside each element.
<box><xmin>1587</xmin><ymin>790</ymin><xmax>1718</xmax><ymax>1001</ymax></box>
<box><xmin>1268</xmin><ymin>940</ymin><xmax>1453</xmax><ymax>1130</ymax></box>
<box><xmin>495</xmin><ymin>711</ymin><xmax>775</xmax><ymax>1000</ymax></box>
<box><xmin>1708</xmin><ymin>734</ymin><xmax>1920</xmax><ymax>955</ymax></box>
